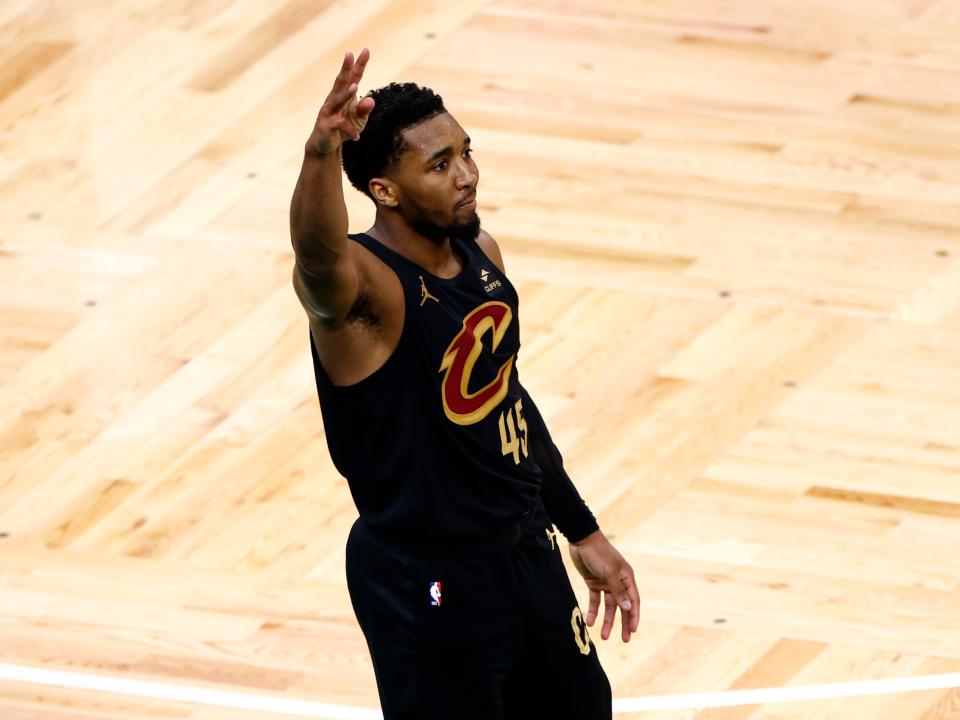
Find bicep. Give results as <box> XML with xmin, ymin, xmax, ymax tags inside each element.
<box><xmin>292</xmin><ymin>245</ymin><xmax>361</xmax><ymax>321</ymax></box>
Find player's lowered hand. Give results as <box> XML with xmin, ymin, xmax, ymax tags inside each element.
<box><xmin>308</xmin><ymin>48</ymin><xmax>375</xmax><ymax>155</ymax></box>
<box><xmin>569</xmin><ymin>530</ymin><xmax>640</xmax><ymax>643</ymax></box>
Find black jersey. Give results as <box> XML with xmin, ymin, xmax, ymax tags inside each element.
<box><xmin>310</xmin><ymin>232</ymin><xmax>543</xmax><ymax>540</ymax></box>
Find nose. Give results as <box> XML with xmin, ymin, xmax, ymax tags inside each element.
<box><xmin>454</xmin><ymin>157</ymin><xmax>477</xmax><ymax>190</ymax></box>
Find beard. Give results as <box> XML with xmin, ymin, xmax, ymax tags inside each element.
<box><xmin>408</xmin><ymin>209</ymin><xmax>482</xmax><ymax>245</ymax></box>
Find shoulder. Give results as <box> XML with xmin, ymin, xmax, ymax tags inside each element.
<box><xmin>474</xmin><ymin>228</ymin><xmax>506</xmax><ymax>273</ymax></box>
<box><xmin>298</xmin><ymin>235</ymin><xmax>404</xmax><ymax>330</ymax></box>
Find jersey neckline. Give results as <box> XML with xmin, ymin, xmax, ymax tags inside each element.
<box><xmin>353</xmin><ymin>232</ymin><xmax>471</xmax><ymax>285</ymax></box>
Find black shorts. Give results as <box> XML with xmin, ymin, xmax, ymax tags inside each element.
<box><xmin>345</xmin><ymin>499</ymin><xmax>612</xmax><ymax>720</ymax></box>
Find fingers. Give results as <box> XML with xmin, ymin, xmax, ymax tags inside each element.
<box><xmin>338</xmin><ymin>50</ymin><xmax>353</xmax><ymax>79</ymax></box>
<box><xmin>585</xmin><ymin>587</ymin><xmax>600</xmax><ymax>627</ymax></box>
<box><xmin>622</xmin><ymin>572</ymin><xmax>641</xmax><ymax>634</ymax></box>
<box><xmin>327</xmin><ymin>81</ymin><xmax>358</xmax><ymax>114</ymax></box>
<box><xmin>330</xmin><ymin>51</ymin><xmax>354</xmax><ymax>97</ymax></box>
<box><xmin>594</xmin><ymin>592</ymin><xmax>636</xmax><ymax>644</ymax></box>
<box><xmin>600</xmin><ymin>591</ymin><xmax>616</xmax><ymax>641</ymax></box>
<box><xmin>356</xmin><ymin>95</ymin><xmax>375</xmax><ymax>120</ymax></box>
<box><xmin>575</xmin><ymin>537</ymin><xmax>640</xmax><ymax>644</ymax></box>
<box><xmin>621</xmin><ymin>593</ymin><xmax>636</xmax><ymax>643</ymax></box>
<box><xmin>591</xmin><ymin>567</ymin><xmax>640</xmax><ymax>644</ymax></box>
<box><xmin>323</xmin><ymin>50</ymin><xmax>363</xmax><ymax>115</ymax></box>
<box><xmin>605</xmin><ymin>568</ymin><xmax>640</xmax><ymax>642</ymax></box>
<box><xmin>337</xmin><ymin>48</ymin><xmax>370</xmax><ymax>104</ymax></box>
<box><xmin>352</xmin><ymin>47</ymin><xmax>370</xmax><ymax>83</ymax></box>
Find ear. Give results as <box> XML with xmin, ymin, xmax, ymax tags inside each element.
<box><xmin>369</xmin><ymin>177</ymin><xmax>399</xmax><ymax>208</ymax></box>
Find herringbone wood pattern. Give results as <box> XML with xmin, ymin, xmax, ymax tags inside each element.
<box><xmin>2</xmin><ymin>1</ymin><xmax>959</xmax><ymax>717</ymax></box>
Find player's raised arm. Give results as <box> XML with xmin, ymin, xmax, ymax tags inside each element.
<box><xmin>290</xmin><ymin>49</ymin><xmax>375</xmax><ymax>320</ymax></box>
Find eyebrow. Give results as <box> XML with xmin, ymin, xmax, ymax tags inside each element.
<box><xmin>425</xmin><ymin>136</ymin><xmax>471</xmax><ymax>166</ymax></box>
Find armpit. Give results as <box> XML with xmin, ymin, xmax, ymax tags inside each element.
<box><xmin>345</xmin><ymin>289</ymin><xmax>379</xmax><ymax>328</ymax></box>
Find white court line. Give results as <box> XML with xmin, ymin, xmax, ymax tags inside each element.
<box><xmin>0</xmin><ymin>662</ymin><xmax>958</xmax><ymax>717</ymax></box>
<box><xmin>612</xmin><ymin>673</ymin><xmax>960</xmax><ymax>712</ymax></box>
<box><xmin>0</xmin><ymin>663</ymin><xmax>380</xmax><ymax>720</ymax></box>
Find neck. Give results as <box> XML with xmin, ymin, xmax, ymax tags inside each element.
<box><xmin>368</xmin><ymin>211</ymin><xmax>461</xmax><ymax>279</ymax></box>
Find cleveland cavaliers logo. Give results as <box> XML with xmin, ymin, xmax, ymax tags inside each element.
<box><xmin>439</xmin><ymin>301</ymin><xmax>514</xmax><ymax>426</ymax></box>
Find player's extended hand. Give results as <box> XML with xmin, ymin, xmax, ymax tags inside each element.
<box><xmin>568</xmin><ymin>530</ymin><xmax>640</xmax><ymax>643</ymax></box>
<box><xmin>308</xmin><ymin>48</ymin><xmax>375</xmax><ymax>155</ymax></box>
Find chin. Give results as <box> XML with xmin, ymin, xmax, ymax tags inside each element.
<box><xmin>450</xmin><ymin>212</ymin><xmax>481</xmax><ymax>242</ymax></box>
<box><xmin>409</xmin><ymin>210</ymin><xmax>481</xmax><ymax>244</ymax></box>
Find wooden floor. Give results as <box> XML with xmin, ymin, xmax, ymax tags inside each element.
<box><xmin>2</xmin><ymin>0</ymin><xmax>960</xmax><ymax>717</ymax></box>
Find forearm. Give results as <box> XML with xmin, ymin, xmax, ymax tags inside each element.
<box><xmin>520</xmin><ymin>387</ymin><xmax>599</xmax><ymax>543</ymax></box>
<box><xmin>289</xmin><ymin>144</ymin><xmax>349</xmax><ymax>268</ymax></box>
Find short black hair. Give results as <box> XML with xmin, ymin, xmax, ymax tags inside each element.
<box><xmin>342</xmin><ymin>82</ymin><xmax>446</xmax><ymax>199</ymax></box>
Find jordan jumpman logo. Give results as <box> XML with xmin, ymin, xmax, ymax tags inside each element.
<box><xmin>419</xmin><ymin>275</ymin><xmax>439</xmax><ymax>306</ymax></box>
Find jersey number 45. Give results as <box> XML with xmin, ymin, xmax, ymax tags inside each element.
<box><xmin>498</xmin><ymin>398</ymin><xmax>529</xmax><ymax>465</ymax></box>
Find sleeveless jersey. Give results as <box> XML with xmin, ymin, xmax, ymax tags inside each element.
<box><xmin>310</xmin><ymin>232</ymin><xmax>543</xmax><ymax>541</ymax></box>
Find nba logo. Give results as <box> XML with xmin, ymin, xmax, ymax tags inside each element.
<box><xmin>429</xmin><ymin>581</ymin><xmax>442</xmax><ymax>607</ymax></box>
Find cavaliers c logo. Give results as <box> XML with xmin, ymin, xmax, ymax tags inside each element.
<box><xmin>439</xmin><ymin>301</ymin><xmax>515</xmax><ymax>426</ymax></box>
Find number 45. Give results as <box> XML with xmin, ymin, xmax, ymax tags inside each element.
<box><xmin>499</xmin><ymin>399</ymin><xmax>529</xmax><ymax>465</ymax></box>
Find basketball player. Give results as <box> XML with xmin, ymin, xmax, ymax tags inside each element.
<box><xmin>290</xmin><ymin>48</ymin><xmax>640</xmax><ymax>719</ymax></box>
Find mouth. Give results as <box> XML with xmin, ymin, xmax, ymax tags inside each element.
<box><xmin>455</xmin><ymin>193</ymin><xmax>477</xmax><ymax>211</ymax></box>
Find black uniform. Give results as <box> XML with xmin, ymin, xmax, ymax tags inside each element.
<box><xmin>310</xmin><ymin>232</ymin><xmax>612</xmax><ymax>719</ymax></box>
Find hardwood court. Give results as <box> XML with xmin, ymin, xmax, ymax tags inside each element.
<box><xmin>2</xmin><ymin>0</ymin><xmax>959</xmax><ymax>717</ymax></box>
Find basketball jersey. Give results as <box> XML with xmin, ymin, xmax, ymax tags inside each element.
<box><xmin>309</xmin><ymin>232</ymin><xmax>543</xmax><ymax>540</ymax></box>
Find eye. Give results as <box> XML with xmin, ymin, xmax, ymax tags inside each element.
<box><xmin>433</xmin><ymin>160</ymin><xmax>448</xmax><ymax>172</ymax></box>
<box><xmin>463</xmin><ymin>148</ymin><xmax>473</xmax><ymax>159</ymax></box>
